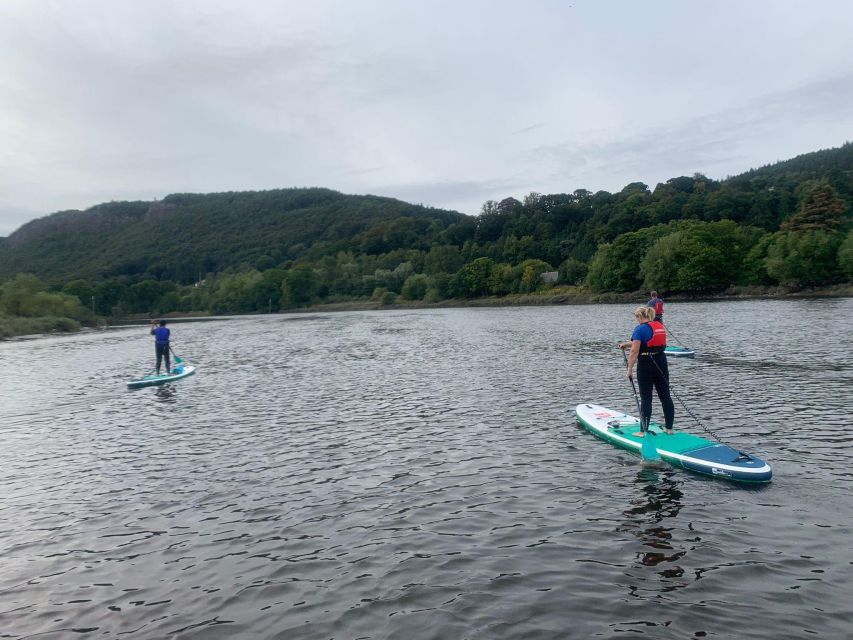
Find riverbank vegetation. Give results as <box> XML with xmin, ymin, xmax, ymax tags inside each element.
<box><xmin>0</xmin><ymin>274</ymin><xmax>96</xmax><ymax>338</ymax></box>
<box><xmin>0</xmin><ymin>143</ymin><xmax>851</xmax><ymax>336</ymax></box>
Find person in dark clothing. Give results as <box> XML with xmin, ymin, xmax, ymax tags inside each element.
<box><xmin>647</xmin><ymin>291</ymin><xmax>664</xmax><ymax>322</ymax></box>
<box><xmin>150</xmin><ymin>320</ymin><xmax>171</xmax><ymax>375</ymax></box>
<box><xmin>619</xmin><ymin>306</ymin><xmax>675</xmax><ymax>436</ymax></box>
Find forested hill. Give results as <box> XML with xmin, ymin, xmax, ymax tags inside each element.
<box><xmin>736</xmin><ymin>142</ymin><xmax>853</xmax><ymax>185</ymax></box>
<box><xmin>0</xmin><ymin>188</ymin><xmax>467</xmax><ymax>284</ymax></box>
<box><xmin>0</xmin><ymin>143</ymin><xmax>851</xmax><ymax>319</ymax></box>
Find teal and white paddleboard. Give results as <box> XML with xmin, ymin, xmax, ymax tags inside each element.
<box><xmin>575</xmin><ymin>403</ymin><xmax>772</xmax><ymax>483</ymax></box>
<box><xmin>127</xmin><ymin>364</ymin><xmax>196</xmax><ymax>389</ymax></box>
<box><xmin>665</xmin><ymin>346</ymin><xmax>695</xmax><ymax>358</ymax></box>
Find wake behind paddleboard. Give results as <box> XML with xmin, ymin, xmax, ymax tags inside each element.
<box><xmin>127</xmin><ymin>365</ymin><xmax>196</xmax><ymax>389</ymax></box>
<box><xmin>575</xmin><ymin>403</ymin><xmax>771</xmax><ymax>483</ymax></box>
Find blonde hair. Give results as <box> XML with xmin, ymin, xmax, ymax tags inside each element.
<box><xmin>634</xmin><ymin>306</ymin><xmax>655</xmax><ymax>322</ymax></box>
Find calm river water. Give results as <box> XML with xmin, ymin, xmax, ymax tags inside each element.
<box><xmin>1</xmin><ymin>300</ymin><xmax>851</xmax><ymax>639</ymax></box>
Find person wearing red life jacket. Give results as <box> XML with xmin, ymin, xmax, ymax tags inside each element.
<box><xmin>647</xmin><ymin>290</ymin><xmax>664</xmax><ymax>322</ymax></box>
<box><xmin>619</xmin><ymin>306</ymin><xmax>675</xmax><ymax>435</ymax></box>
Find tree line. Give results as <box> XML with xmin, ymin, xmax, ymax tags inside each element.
<box><xmin>0</xmin><ymin>274</ymin><xmax>95</xmax><ymax>338</ymax></box>
<box><xmin>0</xmin><ymin>144</ymin><xmax>851</xmax><ymax>327</ymax></box>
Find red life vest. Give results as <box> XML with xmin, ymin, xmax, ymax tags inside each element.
<box><xmin>652</xmin><ymin>299</ymin><xmax>664</xmax><ymax>316</ymax></box>
<box><xmin>641</xmin><ymin>321</ymin><xmax>667</xmax><ymax>352</ymax></box>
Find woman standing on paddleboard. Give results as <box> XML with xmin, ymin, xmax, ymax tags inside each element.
<box><xmin>620</xmin><ymin>306</ymin><xmax>675</xmax><ymax>436</ymax></box>
<box><xmin>150</xmin><ymin>319</ymin><xmax>171</xmax><ymax>375</ymax></box>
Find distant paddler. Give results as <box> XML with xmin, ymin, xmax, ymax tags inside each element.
<box><xmin>150</xmin><ymin>319</ymin><xmax>171</xmax><ymax>375</ymax></box>
<box><xmin>647</xmin><ymin>290</ymin><xmax>664</xmax><ymax>322</ymax></box>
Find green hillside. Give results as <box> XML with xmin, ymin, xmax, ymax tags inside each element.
<box><xmin>0</xmin><ymin>188</ymin><xmax>466</xmax><ymax>284</ymax></box>
<box><xmin>0</xmin><ymin>144</ymin><xmax>851</xmax><ymax>324</ymax></box>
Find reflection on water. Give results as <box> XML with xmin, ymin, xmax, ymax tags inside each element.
<box><xmin>153</xmin><ymin>384</ymin><xmax>178</xmax><ymax>403</ymax></box>
<box><xmin>626</xmin><ymin>469</ymin><xmax>684</xmax><ymax>569</ymax></box>
<box><xmin>1</xmin><ymin>301</ymin><xmax>852</xmax><ymax>638</ymax></box>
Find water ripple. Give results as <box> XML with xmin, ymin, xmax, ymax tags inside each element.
<box><xmin>1</xmin><ymin>301</ymin><xmax>851</xmax><ymax>638</ymax></box>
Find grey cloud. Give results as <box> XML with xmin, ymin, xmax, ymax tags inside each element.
<box><xmin>527</xmin><ymin>74</ymin><xmax>853</xmax><ymax>193</ymax></box>
<box><xmin>512</xmin><ymin>124</ymin><xmax>546</xmax><ymax>135</ymax></box>
<box><xmin>2</xmin><ymin>1</ymin><xmax>853</xmax><ymax>231</ymax></box>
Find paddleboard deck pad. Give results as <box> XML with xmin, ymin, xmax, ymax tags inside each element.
<box><xmin>127</xmin><ymin>365</ymin><xmax>196</xmax><ymax>389</ymax></box>
<box><xmin>575</xmin><ymin>403</ymin><xmax>771</xmax><ymax>483</ymax></box>
<box><xmin>665</xmin><ymin>346</ymin><xmax>695</xmax><ymax>358</ymax></box>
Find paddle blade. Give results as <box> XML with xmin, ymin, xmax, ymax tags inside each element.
<box><xmin>641</xmin><ymin>433</ymin><xmax>661</xmax><ymax>462</ymax></box>
<box><xmin>173</xmin><ymin>354</ymin><xmax>183</xmax><ymax>364</ymax></box>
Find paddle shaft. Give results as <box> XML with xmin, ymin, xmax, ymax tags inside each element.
<box><xmin>662</xmin><ymin>321</ymin><xmax>685</xmax><ymax>347</ymax></box>
<box><xmin>622</xmin><ymin>348</ymin><xmax>660</xmax><ymax>461</ymax></box>
<box><xmin>621</xmin><ymin>347</ymin><xmax>646</xmax><ymax>432</ymax></box>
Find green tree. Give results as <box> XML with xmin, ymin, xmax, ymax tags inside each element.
<box><xmin>740</xmin><ymin>233</ymin><xmax>775</xmax><ymax>285</ymax></box>
<box><xmin>425</xmin><ymin>273</ymin><xmax>453</xmax><ymax>301</ymax></box>
<box><xmin>62</xmin><ymin>280</ymin><xmax>95</xmax><ymax>310</ymax></box>
<box><xmin>586</xmin><ymin>225</ymin><xmax>673</xmax><ymax>292</ymax></box>
<box><xmin>558</xmin><ymin>257</ymin><xmax>588</xmax><ymax>285</ymax></box>
<box><xmin>838</xmin><ymin>229</ymin><xmax>853</xmax><ymax>280</ymax></box>
<box><xmin>585</xmin><ymin>244</ymin><xmax>615</xmax><ymax>292</ymax></box>
<box><xmin>209</xmin><ymin>271</ymin><xmax>263</xmax><ymax>312</ymax></box>
<box><xmin>21</xmin><ymin>291</ymin><xmax>87</xmax><ymax>319</ymax></box>
<box><xmin>782</xmin><ymin>179</ymin><xmax>848</xmax><ymax>231</ymax></box>
<box><xmin>424</xmin><ymin>245</ymin><xmax>464</xmax><ymax>275</ymax></box>
<box><xmin>401</xmin><ymin>274</ymin><xmax>430</xmax><ymax>300</ymax></box>
<box><xmin>95</xmin><ymin>280</ymin><xmax>128</xmax><ymax>315</ymax></box>
<box><xmin>640</xmin><ymin>221</ymin><xmax>763</xmax><ymax>292</ymax></box>
<box><xmin>475</xmin><ymin>201</ymin><xmax>508</xmax><ymax>243</ymax></box>
<box><xmin>281</xmin><ymin>264</ymin><xmax>319</xmax><ymax>307</ymax></box>
<box><xmin>187</xmin><ymin>284</ymin><xmax>210</xmax><ymax>311</ymax></box>
<box><xmin>157</xmin><ymin>290</ymin><xmax>183</xmax><ymax>314</ymax></box>
<box><xmin>0</xmin><ymin>274</ymin><xmax>45</xmax><ymax>316</ymax></box>
<box><xmin>455</xmin><ymin>257</ymin><xmax>496</xmax><ymax>297</ymax></box>
<box><xmin>765</xmin><ymin>230</ymin><xmax>843</xmax><ymax>287</ymax></box>
<box><xmin>518</xmin><ymin>259</ymin><xmax>554</xmax><ymax>293</ymax></box>
<box><xmin>488</xmin><ymin>263</ymin><xmax>515</xmax><ymax>296</ymax></box>
<box><xmin>0</xmin><ymin>274</ymin><xmax>89</xmax><ymax>320</ymax></box>
<box><xmin>124</xmin><ymin>279</ymin><xmax>173</xmax><ymax>314</ymax></box>
<box><xmin>502</xmin><ymin>235</ymin><xmax>536</xmax><ymax>264</ymax></box>
<box><xmin>379</xmin><ymin>290</ymin><xmax>397</xmax><ymax>305</ymax></box>
<box><xmin>254</xmin><ymin>268</ymin><xmax>285</xmax><ymax>311</ymax></box>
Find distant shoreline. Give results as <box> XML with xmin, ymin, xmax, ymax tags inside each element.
<box><xmin>110</xmin><ymin>283</ymin><xmax>853</xmax><ymax>318</ymax></box>
<box><xmin>282</xmin><ymin>283</ymin><xmax>853</xmax><ymax>314</ymax></box>
<box><xmin>2</xmin><ymin>284</ymin><xmax>851</xmax><ymax>340</ymax></box>
<box><xmin>110</xmin><ymin>283</ymin><xmax>853</xmax><ymax>317</ymax></box>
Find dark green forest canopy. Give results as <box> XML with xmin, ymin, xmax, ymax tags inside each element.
<box><xmin>1</xmin><ymin>143</ymin><xmax>851</xmax><ymax>317</ymax></box>
<box><xmin>0</xmin><ymin>188</ymin><xmax>467</xmax><ymax>285</ymax></box>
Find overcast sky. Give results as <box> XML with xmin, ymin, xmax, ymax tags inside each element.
<box><xmin>1</xmin><ymin>0</ymin><xmax>852</xmax><ymax>236</ymax></box>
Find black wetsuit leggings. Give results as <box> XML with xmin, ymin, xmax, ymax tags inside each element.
<box><xmin>637</xmin><ymin>352</ymin><xmax>674</xmax><ymax>430</ymax></box>
<box><xmin>155</xmin><ymin>343</ymin><xmax>171</xmax><ymax>373</ymax></box>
